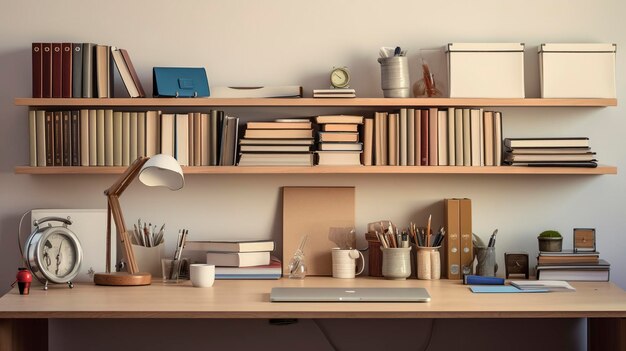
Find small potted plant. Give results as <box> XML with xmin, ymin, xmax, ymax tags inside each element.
<box><xmin>538</xmin><ymin>230</ymin><xmax>563</xmax><ymax>252</ymax></box>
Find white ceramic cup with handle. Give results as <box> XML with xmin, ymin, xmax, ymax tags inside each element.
<box><xmin>331</xmin><ymin>248</ymin><xmax>365</xmax><ymax>279</ymax></box>
<box><xmin>190</xmin><ymin>264</ymin><xmax>215</xmax><ymax>287</ymax></box>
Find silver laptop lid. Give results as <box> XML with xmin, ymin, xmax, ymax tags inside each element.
<box><xmin>270</xmin><ymin>287</ymin><xmax>430</xmax><ymax>302</ymax></box>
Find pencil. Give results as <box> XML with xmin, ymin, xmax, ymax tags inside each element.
<box><xmin>426</xmin><ymin>214</ymin><xmax>432</xmax><ymax>247</ymax></box>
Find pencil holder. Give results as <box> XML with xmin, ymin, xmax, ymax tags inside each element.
<box><xmin>475</xmin><ymin>246</ymin><xmax>497</xmax><ymax>277</ymax></box>
<box><xmin>133</xmin><ymin>243</ymin><xmax>165</xmax><ymax>277</ymax></box>
<box><xmin>378</xmin><ymin>56</ymin><xmax>410</xmax><ymax>98</ymax></box>
<box><xmin>381</xmin><ymin>247</ymin><xmax>411</xmax><ymax>280</ymax></box>
<box><xmin>416</xmin><ymin>246</ymin><xmax>441</xmax><ymax>280</ymax></box>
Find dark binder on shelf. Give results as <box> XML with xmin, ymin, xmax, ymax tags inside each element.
<box><xmin>53</xmin><ymin>111</ymin><xmax>63</xmax><ymax>166</ymax></box>
<box><xmin>32</xmin><ymin>43</ymin><xmax>42</xmax><ymax>98</ymax></box>
<box><xmin>45</xmin><ymin>111</ymin><xmax>54</xmax><ymax>166</ymax></box>
<box><xmin>51</xmin><ymin>43</ymin><xmax>62</xmax><ymax>98</ymax></box>
<box><xmin>71</xmin><ymin>110</ymin><xmax>80</xmax><ymax>166</ymax></box>
<box><xmin>71</xmin><ymin>43</ymin><xmax>83</xmax><ymax>98</ymax></box>
<box><xmin>42</xmin><ymin>43</ymin><xmax>52</xmax><ymax>98</ymax></box>
<box><xmin>81</xmin><ymin>43</ymin><xmax>95</xmax><ymax>98</ymax></box>
<box><xmin>62</xmin><ymin>111</ymin><xmax>71</xmax><ymax>166</ymax></box>
<box><xmin>61</xmin><ymin>43</ymin><xmax>73</xmax><ymax>98</ymax></box>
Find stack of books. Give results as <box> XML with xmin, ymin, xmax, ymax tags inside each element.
<box><xmin>313</xmin><ymin>88</ymin><xmax>356</xmax><ymax>98</ymax></box>
<box><xmin>237</xmin><ymin>119</ymin><xmax>314</xmax><ymax>166</ymax></box>
<box><xmin>315</xmin><ymin>115</ymin><xmax>364</xmax><ymax>165</ymax></box>
<box><xmin>503</xmin><ymin>137</ymin><xmax>597</xmax><ymax>167</ymax></box>
<box><xmin>536</xmin><ymin>250</ymin><xmax>610</xmax><ymax>281</ymax></box>
<box><xmin>185</xmin><ymin>240</ymin><xmax>281</xmax><ymax>279</ymax></box>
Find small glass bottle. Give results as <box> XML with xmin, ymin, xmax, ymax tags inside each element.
<box><xmin>288</xmin><ymin>252</ymin><xmax>307</xmax><ymax>279</ymax></box>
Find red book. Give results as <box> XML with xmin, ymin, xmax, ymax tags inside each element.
<box><xmin>61</xmin><ymin>43</ymin><xmax>73</xmax><ymax>98</ymax></box>
<box><xmin>32</xmin><ymin>43</ymin><xmax>43</xmax><ymax>98</ymax></box>
<box><xmin>420</xmin><ymin>109</ymin><xmax>429</xmax><ymax>165</ymax></box>
<box><xmin>51</xmin><ymin>43</ymin><xmax>62</xmax><ymax>98</ymax></box>
<box><xmin>42</xmin><ymin>43</ymin><xmax>52</xmax><ymax>98</ymax></box>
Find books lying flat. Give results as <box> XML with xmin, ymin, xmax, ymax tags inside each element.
<box><xmin>537</xmin><ymin>255</ymin><xmax>599</xmax><ymax>264</ymax></box>
<box><xmin>318</xmin><ymin>143</ymin><xmax>363</xmax><ymax>151</ymax></box>
<box><xmin>239</xmin><ymin>138</ymin><xmax>314</xmax><ymax>145</ymax></box>
<box><xmin>322</xmin><ymin>124</ymin><xmax>359</xmax><ymax>132</ymax></box>
<box><xmin>185</xmin><ymin>240</ymin><xmax>274</xmax><ymax>253</ymax></box>
<box><xmin>313</xmin><ymin>93</ymin><xmax>356</xmax><ymax>98</ymax></box>
<box><xmin>505</xmin><ymin>153</ymin><xmax>596</xmax><ymax>162</ymax></box>
<box><xmin>504</xmin><ymin>137</ymin><xmax>589</xmax><ymax>148</ymax></box>
<box><xmin>509</xmin><ymin>161</ymin><xmax>598</xmax><ymax>168</ymax></box>
<box><xmin>536</xmin><ymin>259</ymin><xmax>610</xmax><ymax>281</ymax></box>
<box><xmin>211</xmin><ymin>86</ymin><xmax>303</xmax><ymax>98</ymax></box>
<box><xmin>247</xmin><ymin>121</ymin><xmax>312</xmax><ymax>129</ymax></box>
<box><xmin>539</xmin><ymin>250</ymin><xmax>600</xmax><ymax>256</ymax></box>
<box><xmin>215</xmin><ymin>258</ymin><xmax>282</xmax><ymax>280</ymax></box>
<box><xmin>318</xmin><ymin>132</ymin><xmax>359</xmax><ymax>142</ymax></box>
<box><xmin>238</xmin><ymin>153</ymin><xmax>314</xmax><ymax>166</ymax></box>
<box><xmin>239</xmin><ymin>144</ymin><xmax>312</xmax><ymax>152</ymax></box>
<box><xmin>510</xmin><ymin>280</ymin><xmax>576</xmax><ymax>292</ymax></box>
<box><xmin>316</xmin><ymin>151</ymin><xmax>362</xmax><ymax>166</ymax></box>
<box><xmin>316</xmin><ymin>115</ymin><xmax>364</xmax><ymax>124</ymax></box>
<box><xmin>206</xmin><ymin>251</ymin><xmax>270</xmax><ymax>267</ymax></box>
<box><xmin>313</xmin><ymin>88</ymin><xmax>356</xmax><ymax>98</ymax></box>
<box><xmin>507</xmin><ymin>147</ymin><xmax>592</xmax><ymax>154</ymax></box>
<box><xmin>244</xmin><ymin>129</ymin><xmax>313</xmax><ymax>139</ymax></box>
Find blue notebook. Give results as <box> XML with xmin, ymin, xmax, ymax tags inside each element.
<box><xmin>470</xmin><ymin>286</ymin><xmax>549</xmax><ymax>293</ymax></box>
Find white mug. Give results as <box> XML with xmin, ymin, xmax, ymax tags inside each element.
<box><xmin>190</xmin><ymin>264</ymin><xmax>215</xmax><ymax>287</ymax></box>
<box><xmin>331</xmin><ymin>248</ymin><xmax>365</xmax><ymax>279</ymax></box>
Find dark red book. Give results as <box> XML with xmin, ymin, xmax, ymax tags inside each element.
<box><xmin>71</xmin><ymin>110</ymin><xmax>80</xmax><ymax>166</ymax></box>
<box><xmin>42</xmin><ymin>43</ymin><xmax>52</xmax><ymax>98</ymax></box>
<box><xmin>61</xmin><ymin>43</ymin><xmax>73</xmax><ymax>98</ymax></box>
<box><xmin>32</xmin><ymin>43</ymin><xmax>42</xmax><ymax>98</ymax></box>
<box><xmin>45</xmin><ymin>111</ymin><xmax>54</xmax><ymax>166</ymax></box>
<box><xmin>120</xmin><ymin>49</ymin><xmax>146</xmax><ymax>97</ymax></box>
<box><xmin>53</xmin><ymin>111</ymin><xmax>63</xmax><ymax>166</ymax></box>
<box><xmin>51</xmin><ymin>43</ymin><xmax>62</xmax><ymax>98</ymax></box>
<box><xmin>420</xmin><ymin>109</ymin><xmax>429</xmax><ymax>165</ymax></box>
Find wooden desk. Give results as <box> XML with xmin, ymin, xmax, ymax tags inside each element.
<box><xmin>1</xmin><ymin>277</ymin><xmax>625</xmax><ymax>350</ymax></box>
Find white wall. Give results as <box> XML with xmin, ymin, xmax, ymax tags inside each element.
<box><xmin>0</xmin><ymin>0</ymin><xmax>624</xmax><ymax>347</ymax></box>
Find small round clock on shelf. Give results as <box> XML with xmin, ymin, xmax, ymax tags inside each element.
<box><xmin>504</xmin><ymin>252</ymin><xmax>529</xmax><ymax>279</ymax></box>
<box><xmin>330</xmin><ymin>67</ymin><xmax>350</xmax><ymax>88</ymax></box>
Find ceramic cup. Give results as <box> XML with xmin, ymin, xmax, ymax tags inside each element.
<box><xmin>190</xmin><ymin>264</ymin><xmax>215</xmax><ymax>287</ymax></box>
<box><xmin>381</xmin><ymin>247</ymin><xmax>412</xmax><ymax>280</ymax></box>
<box><xmin>331</xmin><ymin>248</ymin><xmax>365</xmax><ymax>279</ymax></box>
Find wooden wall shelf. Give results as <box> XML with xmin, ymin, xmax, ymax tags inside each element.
<box><xmin>14</xmin><ymin>165</ymin><xmax>618</xmax><ymax>175</ymax></box>
<box><xmin>14</xmin><ymin>97</ymin><xmax>617</xmax><ymax>108</ymax></box>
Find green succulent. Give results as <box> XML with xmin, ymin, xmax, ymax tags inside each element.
<box><xmin>539</xmin><ymin>230</ymin><xmax>562</xmax><ymax>238</ymax></box>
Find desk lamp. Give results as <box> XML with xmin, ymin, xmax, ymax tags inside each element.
<box><xmin>94</xmin><ymin>154</ymin><xmax>184</xmax><ymax>286</ymax></box>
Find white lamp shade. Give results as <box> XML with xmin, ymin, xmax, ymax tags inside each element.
<box><xmin>138</xmin><ymin>154</ymin><xmax>185</xmax><ymax>190</ymax></box>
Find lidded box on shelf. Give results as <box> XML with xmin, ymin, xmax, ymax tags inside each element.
<box><xmin>539</xmin><ymin>43</ymin><xmax>616</xmax><ymax>98</ymax></box>
<box><xmin>446</xmin><ymin>43</ymin><xmax>525</xmax><ymax>98</ymax></box>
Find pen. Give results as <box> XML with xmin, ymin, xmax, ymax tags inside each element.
<box><xmin>426</xmin><ymin>214</ymin><xmax>432</xmax><ymax>247</ymax></box>
<box><xmin>394</xmin><ymin>46</ymin><xmax>401</xmax><ymax>56</ymax></box>
<box><xmin>488</xmin><ymin>229</ymin><xmax>499</xmax><ymax>248</ymax></box>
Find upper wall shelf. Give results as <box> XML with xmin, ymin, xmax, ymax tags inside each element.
<box><xmin>14</xmin><ymin>98</ymin><xmax>618</xmax><ymax>108</ymax></box>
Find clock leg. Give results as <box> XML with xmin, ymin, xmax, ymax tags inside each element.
<box><xmin>68</xmin><ymin>281</ymin><xmax>74</xmax><ymax>289</ymax></box>
<box><xmin>43</xmin><ymin>281</ymin><xmax>48</xmax><ymax>291</ymax></box>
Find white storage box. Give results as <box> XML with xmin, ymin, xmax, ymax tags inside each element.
<box><xmin>539</xmin><ymin>43</ymin><xmax>616</xmax><ymax>98</ymax></box>
<box><xmin>447</xmin><ymin>43</ymin><xmax>525</xmax><ymax>98</ymax></box>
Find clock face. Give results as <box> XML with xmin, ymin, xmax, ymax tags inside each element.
<box><xmin>330</xmin><ymin>68</ymin><xmax>350</xmax><ymax>88</ymax></box>
<box><xmin>505</xmin><ymin>253</ymin><xmax>529</xmax><ymax>278</ymax></box>
<box><xmin>39</xmin><ymin>230</ymin><xmax>81</xmax><ymax>281</ymax></box>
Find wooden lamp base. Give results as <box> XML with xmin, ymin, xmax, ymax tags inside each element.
<box><xmin>94</xmin><ymin>272</ymin><xmax>152</xmax><ymax>286</ymax></box>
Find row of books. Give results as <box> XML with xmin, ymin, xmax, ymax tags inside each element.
<box><xmin>32</xmin><ymin>42</ymin><xmax>144</xmax><ymax>98</ymax></box>
<box><xmin>27</xmin><ymin>109</ymin><xmax>236</xmax><ymax>167</ymax></box>
<box><xmin>363</xmin><ymin>108</ymin><xmax>503</xmax><ymax>167</ymax></box>
<box><xmin>536</xmin><ymin>250</ymin><xmax>610</xmax><ymax>281</ymax></box>
<box><xmin>185</xmin><ymin>240</ymin><xmax>281</xmax><ymax>279</ymax></box>
<box><xmin>503</xmin><ymin>137</ymin><xmax>597</xmax><ymax>168</ymax></box>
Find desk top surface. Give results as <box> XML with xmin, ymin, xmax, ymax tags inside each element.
<box><xmin>1</xmin><ymin>277</ymin><xmax>625</xmax><ymax>319</ymax></box>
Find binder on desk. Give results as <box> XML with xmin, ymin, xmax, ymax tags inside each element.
<box><xmin>459</xmin><ymin>198</ymin><xmax>473</xmax><ymax>276</ymax></box>
<box><xmin>444</xmin><ymin>198</ymin><xmax>461</xmax><ymax>279</ymax></box>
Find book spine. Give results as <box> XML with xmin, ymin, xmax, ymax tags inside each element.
<box><xmin>51</xmin><ymin>43</ymin><xmax>62</xmax><ymax>98</ymax></box>
<box><xmin>413</xmin><ymin>109</ymin><xmax>420</xmax><ymax>166</ymax></box>
<box><xmin>447</xmin><ymin>107</ymin><xmax>455</xmax><ymax>166</ymax></box>
<box><xmin>113</xmin><ymin>111</ymin><xmax>123</xmax><ymax>166</ymax></box>
<box><xmin>459</xmin><ymin>198</ymin><xmax>473</xmax><ymax>277</ymax></box>
<box><xmin>80</xmin><ymin>109</ymin><xmax>89</xmax><ymax>166</ymax></box>
<box><xmin>45</xmin><ymin>111</ymin><xmax>54</xmax><ymax>166</ymax></box>
<box><xmin>71</xmin><ymin>110</ymin><xmax>80</xmax><ymax>166</ymax></box>
<box><xmin>362</xmin><ymin>118</ymin><xmax>373</xmax><ymax>166</ymax></box>
<box><xmin>36</xmin><ymin>110</ymin><xmax>46</xmax><ymax>167</ymax></box>
<box><xmin>28</xmin><ymin>110</ymin><xmax>37</xmax><ymax>167</ymax></box>
<box><xmin>437</xmin><ymin>110</ymin><xmax>448</xmax><ymax>166</ymax></box>
<box><xmin>444</xmin><ymin>199</ymin><xmax>461</xmax><ymax>279</ymax></box>
<box><xmin>62</xmin><ymin>111</ymin><xmax>71</xmax><ymax>166</ymax></box>
<box><xmin>42</xmin><ymin>43</ymin><xmax>52</xmax><ymax>98</ymax></box>
<box><xmin>61</xmin><ymin>43</ymin><xmax>72</xmax><ymax>98</ymax></box>
<box><xmin>129</xmin><ymin>112</ymin><xmax>138</xmax><ymax>162</ymax></box>
<box><xmin>104</xmin><ymin>109</ymin><xmax>114</xmax><ymax>166</ymax></box>
<box><xmin>120</xmin><ymin>49</ymin><xmax>145</xmax><ymax>97</ymax></box>
<box><xmin>454</xmin><ymin>109</ymin><xmax>463</xmax><ymax>166</ymax></box>
<box><xmin>200</xmin><ymin>113</ymin><xmax>209</xmax><ymax>166</ymax></box>
<box><xmin>71</xmin><ymin>43</ymin><xmax>83</xmax><ymax>98</ymax></box>
<box><xmin>122</xmin><ymin>112</ymin><xmax>130</xmax><ymax>166</ymax></box>
<box><xmin>420</xmin><ymin>109</ymin><xmax>429</xmax><ymax>165</ymax></box>
<box><xmin>137</xmin><ymin>112</ymin><xmax>146</xmax><ymax>157</ymax></box>
<box><xmin>194</xmin><ymin>112</ymin><xmax>201</xmax><ymax>166</ymax></box>
<box><xmin>82</xmin><ymin>43</ymin><xmax>94</xmax><ymax>98</ymax></box>
<box><xmin>53</xmin><ymin>111</ymin><xmax>63</xmax><ymax>166</ymax></box>
<box><xmin>407</xmin><ymin>109</ymin><xmax>415</xmax><ymax>166</ymax></box>
<box><xmin>96</xmin><ymin>109</ymin><xmax>105</xmax><ymax>166</ymax></box>
<box><xmin>89</xmin><ymin>109</ymin><xmax>97</xmax><ymax>166</ymax></box>
<box><xmin>32</xmin><ymin>43</ymin><xmax>43</xmax><ymax>98</ymax></box>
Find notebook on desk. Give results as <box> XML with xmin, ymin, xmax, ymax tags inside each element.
<box><xmin>270</xmin><ymin>287</ymin><xmax>431</xmax><ymax>302</ymax></box>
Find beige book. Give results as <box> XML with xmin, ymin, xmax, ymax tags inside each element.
<box><xmin>104</xmin><ymin>109</ymin><xmax>114</xmax><ymax>166</ymax></box>
<box><xmin>282</xmin><ymin>187</ymin><xmax>355</xmax><ymax>275</ymax></box>
<box><xmin>381</xmin><ymin>112</ymin><xmax>388</xmax><ymax>165</ymax></box>
<box><xmin>399</xmin><ymin>109</ymin><xmax>407</xmax><ymax>166</ymax></box>
<box><xmin>321</xmin><ymin>124</ymin><xmax>357</xmax><ymax>132</ymax></box>
<box><xmin>137</xmin><ymin>112</ymin><xmax>145</xmax><ymax>157</ymax></box>
<box><xmin>79</xmin><ymin>110</ymin><xmax>89</xmax><ymax>166</ymax></box>
<box><xmin>494</xmin><ymin>112</ymin><xmax>503</xmax><ymax>166</ymax></box>
<box><xmin>462</xmin><ymin>109</ymin><xmax>471</xmax><ymax>166</ymax></box>
<box><xmin>113</xmin><ymin>111</ymin><xmax>122</xmax><ymax>166</ymax></box>
<box><xmin>414</xmin><ymin>109</ymin><xmax>421</xmax><ymax>166</ymax></box>
<box><xmin>318</xmin><ymin>132</ymin><xmax>358</xmax><ymax>143</ymax></box>
<box><xmin>96</xmin><ymin>109</ymin><xmax>105</xmax><ymax>166</ymax></box>
<box><xmin>428</xmin><ymin>107</ymin><xmax>438</xmax><ymax>166</ymax></box>
<box><xmin>200</xmin><ymin>113</ymin><xmax>210</xmax><ymax>166</ymax></box>
<box><xmin>175</xmin><ymin>114</ymin><xmax>189</xmax><ymax>166</ymax></box>
<box><xmin>315</xmin><ymin>115</ymin><xmax>363</xmax><ymax>124</ymax></box>
<box><xmin>438</xmin><ymin>110</ymin><xmax>448</xmax><ymax>166</ymax></box>
<box><xmin>145</xmin><ymin>111</ymin><xmax>158</xmax><ymax>157</ymax></box>
<box><xmin>388</xmin><ymin>113</ymin><xmax>398</xmax><ymax>166</ymax></box>
<box><xmin>483</xmin><ymin>111</ymin><xmax>494</xmax><ymax>166</ymax></box>
<box><xmin>160</xmin><ymin>113</ymin><xmax>175</xmax><ymax>157</ymax></box>
<box><xmin>454</xmin><ymin>109</ymin><xmax>463</xmax><ymax>166</ymax></box>
<box><xmin>36</xmin><ymin>110</ymin><xmax>47</xmax><ymax>167</ymax></box>
<box><xmin>121</xmin><ymin>112</ymin><xmax>130</xmax><ymax>166</ymax></box>
<box><xmin>244</xmin><ymin>129</ymin><xmax>312</xmax><ymax>139</ymax></box>
<box><xmin>374</xmin><ymin>112</ymin><xmax>384</xmax><ymax>165</ymax></box>
<box><xmin>90</xmin><ymin>110</ymin><xmax>98</xmax><ymax>166</ymax></box>
<box><xmin>248</xmin><ymin>121</ymin><xmax>312</xmax><ymax>129</ymax></box>
<box><xmin>447</xmin><ymin>107</ymin><xmax>455</xmax><ymax>166</ymax></box>
<box><xmin>95</xmin><ymin>45</ymin><xmax>110</xmax><ymax>98</ymax></box>
<box><xmin>187</xmin><ymin>113</ymin><xmax>194</xmax><ymax>166</ymax></box>
<box><xmin>470</xmin><ymin>109</ymin><xmax>481</xmax><ymax>166</ymax></box>
<box><xmin>407</xmin><ymin>109</ymin><xmax>415</xmax><ymax>166</ymax></box>
<box><xmin>362</xmin><ymin>118</ymin><xmax>373</xmax><ymax>166</ymax></box>
<box><xmin>479</xmin><ymin>108</ymin><xmax>484</xmax><ymax>166</ymax></box>
<box><xmin>129</xmin><ymin>112</ymin><xmax>137</xmax><ymax>163</ymax></box>
<box><xmin>29</xmin><ymin>110</ymin><xmax>37</xmax><ymax>167</ymax></box>
<box><xmin>194</xmin><ymin>112</ymin><xmax>201</xmax><ymax>166</ymax></box>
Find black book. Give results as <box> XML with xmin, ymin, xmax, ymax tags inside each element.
<box><xmin>71</xmin><ymin>110</ymin><xmax>80</xmax><ymax>166</ymax></box>
<box><xmin>71</xmin><ymin>44</ymin><xmax>83</xmax><ymax>98</ymax></box>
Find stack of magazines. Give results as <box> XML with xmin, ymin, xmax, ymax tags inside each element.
<box><xmin>503</xmin><ymin>137</ymin><xmax>597</xmax><ymax>167</ymax></box>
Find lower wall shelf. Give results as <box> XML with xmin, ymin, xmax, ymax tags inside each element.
<box><xmin>14</xmin><ymin>165</ymin><xmax>618</xmax><ymax>175</ymax></box>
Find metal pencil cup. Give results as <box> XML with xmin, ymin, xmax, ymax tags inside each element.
<box><xmin>475</xmin><ymin>246</ymin><xmax>497</xmax><ymax>277</ymax></box>
<box><xmin>378</xmin><ymin>56</ymin><xmax>410</xmax><ymax>98</ymax></box>
<box><xmin>416</xmin><ymin>246</ymin><xmax>441</xmax><ymax>280</ymax></box>
<box><xmin>381</xmin><ymin>247</ymin><xmax>411</xmax><ymax>280</ymax></box>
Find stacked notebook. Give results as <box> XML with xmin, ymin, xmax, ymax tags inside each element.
<box><xmin>536</xmin><ymin>250</ymin><xmax>610</xmax><ymax>281</ymax></box>
<box><xmin>185</xmin><ymin>240</ymin><xmax>281</xmax><ymax>279</ymax></box>
<box><xmin>315</xmin><ymin>115</ymin><xmax>364</xmax><ymax>165</ymax></box>
<box><xmin>313</xmin><ymin>88</ymin><xmax>356</xmax><ymax>98</ymax></box>
<box><xmin>503</xmin><ymin>137</ymin><xmax>597</xmax><ymax>167</ymax></box>
<box><xmin>238</xmin><ymin>119</ymin><xmax>314</xmax><ymax>166</ymax></box>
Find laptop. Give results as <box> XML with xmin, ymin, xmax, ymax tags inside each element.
<box><xmin>270</xmin><ymin>287</ymin><xmax>430</xmax><ymax>302</ymax></box>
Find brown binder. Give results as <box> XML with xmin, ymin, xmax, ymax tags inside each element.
<box><xmin>120</xmin><ymin>49</ymin><xmax>146</xmax><ymax>97</ymax></box>
<box><xmin>444</xmin><ymin>199</ymin><xmax>461</xmax><ymax>279</ymax></box>
<box><xmin>45</xmin><ymin>111</ymin><xmax>54</xmax><ymax>166</ymax></box>
<box><xmin>61</xmin><ymin>43</ymin><xmax>73</xmax><ymax>98</ymax></box>
<box><xmin>62</xmin><ymin>111</ymin><xmax>72</xmax><ymax>166</ymax></box>
<box><xmin>282</xmin><ymin>187</ymin><xmax>355</xmax><ymax>276</ymax></box>
<box><xmin>51</xmin><ymin>43</ymin><xmax>62</xmax><ymax>98</ymax></box>
<box><xmin>459</xmin><ymin>198</ymin><xmax>473</xmax><ymax>277</ymax></box>
<box><xmin>71</xmin><ymin>110</ymin><xmax>80</xmax><ymax>166</ymax></box>
<box><xmin>32</xmin><ymin>43</ymin><xmax>43</xmax><ymax>98</ymax></box>
<box><xmin>53</xmin><ymin>111</ymin><xmax>63</xmax><ymax>166</ymax></box>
